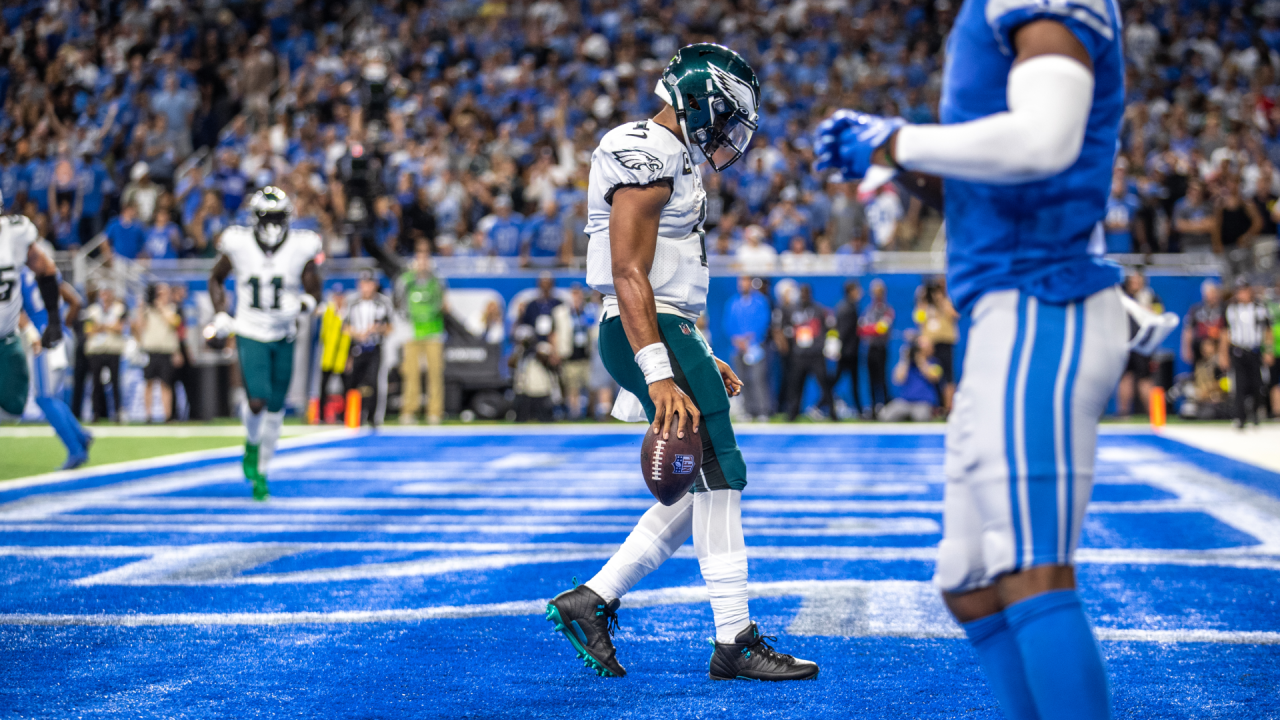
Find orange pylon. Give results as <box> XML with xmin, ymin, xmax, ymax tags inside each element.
<box><xmin>345</xmin><ymin>390</ymin><xmax>362</xmax><ymax>428</ymax></box>
<box><xmin>1149</xmin><ymin>387</ymin><xmax>1166</xmax><ymax>429</ymax></box>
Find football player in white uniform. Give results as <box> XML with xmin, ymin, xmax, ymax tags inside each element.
<box><xmin>208</xmin><ymin>187</ymin><xmax>322</xmax><ymax>500</ymax></box>
<box><xmin>545</xmin><ymin>44</ymin><xmax>819</xmax><ymax>682</ymax></box>
<box><xmin>0</xmin><ymin>191</ymin><xmax>64</xmax><ymax>419</ymax></box>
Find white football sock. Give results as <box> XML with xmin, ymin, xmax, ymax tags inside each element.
<box><xmin>258</xmin><ymin>410</ymin><xmax>285</xmax><ymax>475</ymax></box>
<box><xmin>243</xmin><ymin>407</ymin><xmax>265</xmax><ymax>445</ymax></box>
<box><xmin>694</xmin><ymin>489</ymin><xmax>751</xmax><ymax>643</ymax></box>
<box><xmin>585</xmin><ymin>493</ymin><xmax>694</xmax><ymax>603</ymax></box>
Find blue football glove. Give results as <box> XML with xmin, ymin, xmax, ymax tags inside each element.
<box><xmin>814</xmin><ymin>110</ymin><xmax>907</xmax><ymax>180</ymax></box>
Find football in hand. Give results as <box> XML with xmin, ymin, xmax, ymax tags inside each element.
<box><xmin>640</xmin><ymin>427</ymin><xmax>703</xmax><ymax>506</ymax></box>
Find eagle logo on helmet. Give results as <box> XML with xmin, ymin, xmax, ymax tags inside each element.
<box><xmin>612</xmin><ymin>149</ymin><xmax>664</xmax><ymax>173</ymax></box>
<box><xmin>708</xmin><ymin>64</ymin><xmax>759</xmax><ymax>123</ymax></box>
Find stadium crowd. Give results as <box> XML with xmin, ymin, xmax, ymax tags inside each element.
<box><xmin>2</xmin><ymin>0</ymin><xmax>1280</xmax><ymax>427</ymax></box>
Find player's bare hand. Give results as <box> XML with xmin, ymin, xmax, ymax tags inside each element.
<box><xmin>714</xmin><ymin>356</ymin><xmax>743</xmax><ymax>397</ymax></box>
<box><xmin>649</xmin><ymin>378</ymin><xmax>699</xmax><ymax>440</ymax></box>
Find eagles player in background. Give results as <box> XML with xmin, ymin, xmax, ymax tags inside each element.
<box><xmin>208</xmin><ymin>188</ymin><xmax>322</xmax><ymax>501</ymax></box>
<box><xmin>816</xmin><ymin>3</ymin><xmax>1172</xmax><ymax>718</ymax></box>
<box><xmin>20</xmin><ymin>266</ymin><xmax>91</xmax><ymax>469</ymax></box>
<box><xmin>546</xmin><ymin>44</ymin><xmax>818</xmax><ymax>682</ymax></box>
<box><xmin>0</xmin><ymin>192</ymin><xmax>64</xmax><ymax>422</ymax></box>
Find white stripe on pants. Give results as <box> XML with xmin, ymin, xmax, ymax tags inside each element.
<box><xmin>933</xmin><ymin>287</ymin><xmax>1129</xmax><ymax>594</ymax></box>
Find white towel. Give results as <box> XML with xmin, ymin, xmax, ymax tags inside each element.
<box><xmin>611</xmin><ymin>388</ymin><xmax>649</xmax><ymax>423</ymax></box>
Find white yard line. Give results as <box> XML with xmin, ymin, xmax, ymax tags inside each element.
<box><xmin>0</xmin><ymin>425</ymin><xmax>336</xmax><ymax>438</ymax></box>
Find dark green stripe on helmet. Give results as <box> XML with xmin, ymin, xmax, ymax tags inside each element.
<box><xmin>657</xmin><ymin>43</ymin><xmax>760</xmax><ymax>172</ymax></box>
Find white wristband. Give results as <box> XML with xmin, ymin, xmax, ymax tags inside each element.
<box><xmin>635</xmin><ymin>342</ymin><xmax>674</xmax><ymax>385</ymax></box>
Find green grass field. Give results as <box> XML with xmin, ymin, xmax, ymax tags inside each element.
<box><xmin>0</xmin><ymin>436</ymin><xmax>242</xmax><ymax>481</ymax></box>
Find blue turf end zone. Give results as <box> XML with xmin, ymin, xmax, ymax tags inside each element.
<box><xmin>0</xmin><ymin>428</ymin><xmax>1277</xmax><ymax>719</ymax></box>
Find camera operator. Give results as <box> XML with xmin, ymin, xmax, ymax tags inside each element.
<box><xmin>881</xmin><ymin>333</ymin><xmax>943</xmax><ymax>422</ymax></box>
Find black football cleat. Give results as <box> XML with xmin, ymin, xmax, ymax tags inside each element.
<box><xmin>709</xmin><ymin>622</ymin><xmax>820</xmax><ymax>681</ymax></box>
<box><xmin>545</xmin><ymin>583</ymin><xmax>626</xmax><ymax>678</ymax></box>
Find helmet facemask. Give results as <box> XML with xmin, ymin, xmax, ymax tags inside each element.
<box><xmin>694</xmin><ymin>96</ymin><xmax>756</xmax><ymax>172</ymax></box>
<box><xmin>255</xmin><ymin>209</ymin><xmax>290</xmax><ymax>252</ymax></box>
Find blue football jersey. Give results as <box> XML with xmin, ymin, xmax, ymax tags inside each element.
<box><xmin>940</xmin><ymin>0</ymin><xmax>1125</xmax><ymax>313</ymax></box>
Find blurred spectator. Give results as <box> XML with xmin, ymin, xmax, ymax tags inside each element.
<box><xmin>776</xmin><ymin>283</ymin><xmax>835</xmax><ymax>422</ymax></box>
<box><xmin>143</xmin><ymin>209</ymin><xmax>181</xmax><ymax>261</ymax></box>
<box><xmin>1217</xmin><ymin>174</ymin><xmax>1263</xmax><ymax>276</ymax></box>
<box><xmin>133</xmin><ymin>283</ymin><xmax>182</xmax><ymax>421</ymax></box>
<box><xmin>344</xmin><ymin>271</ymin><xmax>393</xmax><ymax>428</ymax></box>
<box><xmin>398</xmin><ymin>246</ymin><xmax>448</xmax><ymax>425</ymax></box>
<box><xmin>736</xmin><ymin>225</ymin><xmax>777</xmax><ymax>274</ymax></box>
<box><xmin>1179</xmin><ymin>339</ymin><xmax>1230</xmax><ymax>420</ymax></box>
<box><xmin>914</xmin><ymin>277</ymin><xmax>959</xmax><ymax>412</ymax></box>
<box><xmin>1105</xmin><ymin>167</ymin><xmax>1144</xmax><ymax>254</ymax></box>
<box><xmin>522</xmin><ymin>198</ymin><xmax>569</xmax><ymax>268</ymax></box>
<box><xmin>1222</xmin><ymin>283</ymin><xmax>1274</xmax><ymax>428</ymax></box>
<box><xmin>1183</xmin><ymin>280</ymin><xmax>1225</xmax><ymax>365</ymax></box>
<box><xmin>860</xmin><ymin>279</ymin><xmax>895</xmax><ymax>417</ymax></box>
<box><xmin>84</xmin><ymin>286</ymin><xmax>126</xmax><ymax>422</ymax></box>
<box><xmin>724</xmin><ymin>276</ymin><xmax>774</xmax><ymax>422</ymax></box>
<box><xmin>881</xmin><ymin>335</ymin><xmax>942</xmax><ymax>422</ymax></box>
<box><xmin>832</xmin><ymin>280</ymin><xmax>865</xmax><ymax>419</ymax></box>
<box><xmin>104</xmin><ymin>203</ymin><xmax>146</xmax><ymax>260</ymax></box>
<box><xmin>828</xmin><ymin>183</ymin><xmax>870</xmax><ymax>252</ymax></box>
<box><xmin>482</xmin><ymin>195</ymin><xmax>524</xmax><ymax>260</ymax></box>
<box><xmin>1118</xmin><ymin>271</ymin><xmax>1164</xmax><ymax>417</ymax></box>
<box><xmin>1172</xmin><ymin>180</ymin><xmax>1217</xmax><ymax>254</ymax></box>
<box><xmin>865</xmin><ymin>185</ymin><xmax>904</xmax><ymax>250</ymax></box>
<box><xmin>121</xmin><ymin>163</ymin><xmax>159</xmax><ymax>224</ymax></box>
<box><xmin>189</xmin><ymin>190</ymin><xmax>229</xmax><ymax>258</ymax></box>
<box><xmin>779</xmin><ymin>236</ymin><xmax>817</xmax><ymax>273</ymax></box>
<box><xmin>557</xmin><ymin>285</ymin><xmax>596</xmax><ymax>420</ymax></box>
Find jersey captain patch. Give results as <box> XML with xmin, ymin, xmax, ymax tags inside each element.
<box><xmin>612</xmin><ymin>149</ymin><xmax>664</xmax><ymax>173</ymax></box>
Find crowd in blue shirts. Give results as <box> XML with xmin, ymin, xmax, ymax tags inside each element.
<box><xmin>2</xmin><ymin>0</ymin><xmax>1272</xmax><ymax>268</ymax></box>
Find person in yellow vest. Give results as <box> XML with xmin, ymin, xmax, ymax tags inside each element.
<box><xmin>318</xmin><ymin>284</ymin><xmax>351</xmax><ymax>420</ymax></box>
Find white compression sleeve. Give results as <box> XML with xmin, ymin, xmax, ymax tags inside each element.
<box><xmin>258</xmin><ymin>410</ymin><xmax>286</xmax><ymax>475</ymax></box>
<box><xmin>694</xmin><ymin>489</ymin><xmax>751</xmax><ymax>642</ymax></box>
<box><xmin>585</xmin><ymin>493</ymin><xmax>694</xmax><ymax>603</ymax></box>
<box><xmin>893</xmin><ymin>55</ymin><xmax>1094</xmax><ymax>184</ymax></box>
<box><xmin>243</xmin><ymin>407</ymin><xmax>265</xmax><ymax>445</ymax></box>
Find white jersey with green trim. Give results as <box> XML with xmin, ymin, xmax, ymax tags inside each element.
<box><xmin>219</xmin><ymin>225</ymin><xmax>322</xmax><ymax>343</ymax></box>
<box><xmin>585</xmin><ymin>119</ymin><xmax>709</xmax><ymax>318</ymax></box>
<box><xmin>0</xmin><ymin>214</ymin><xmax>38</xmax><ymax>337</ymax></box>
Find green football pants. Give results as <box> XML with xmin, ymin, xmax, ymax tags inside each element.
<box><xmin>597</xmin><ymin>313</ymin><xmax>747</xmax><ymax>492</ymax></box>
<box><xmin>0</xmin><ymin>333</ymin><xmax>29</xmax><ymax>415</ymax></box>
<box><xmin>237</xmin><ymin>336</ymin><xmax>295</xmax><ymax>413</ymax></box>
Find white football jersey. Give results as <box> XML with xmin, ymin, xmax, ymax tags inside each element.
<box><xmin>585</xmin><ymin>120</ymin><xmax>709</xmax><ymax>318</ymax></box>
<box><xmin>218</xmin><ymin>225</ymin><xmax>322</xmax><ymax>342</ymax></box>
<box><xmin>0</xmin><ymin>215</ymin><xmax>38</xmax><ymax>337</ymax></box>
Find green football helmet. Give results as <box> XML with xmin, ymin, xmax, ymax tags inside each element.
<box><xmin>656</xmin><ymin>43</ymin><xmax>760</xmax><ymax>172</ymax></box>
<box><xmin>249</xmin><ymin>186</ymin><xmax>293</xmax><ymax>252</ymax></box>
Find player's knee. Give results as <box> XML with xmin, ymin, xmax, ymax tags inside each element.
<box><xmin>248</xmin><ymin>398</ymin><xmax>266</xmax><ymax>414</ymax></box>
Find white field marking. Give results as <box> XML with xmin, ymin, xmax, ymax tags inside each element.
<box><xmin>1</xmin><ymin>576</ymin><xmax>1276</xmax><ymax>646</ymax></box>
<box><xmin>368</xmin><ymin>424</ymin><xmax>954</xmax><ymax>436</ymax></box>
<box><xmin>0</xmin><ymin>448</ymin><xmax>357</xmax><ymax>521</ymax></box>
<box><xmin>18</xmin><ymin>540</ymin><xmax>1280</xmax><ymax>589</ymax></box>
<box><xmin>0</xmin><ymin>429</ymin><xmax>357</xmax><ymax>490</ymax></box>
<box><xmin>388</xmin><ymin>479</ymin><xmax>932</xmax><ymax>496</ymax></box>
<box><xmin>0</xmin><ymin>426</ymin><xmax>334</xmax><ymax>439</ymax></box>
<box><xmin>35</xmin><ymin>513</ymin><xmax>940</xmax><ymax>529</ymax></box>
<box><xmin>1159</xmin><ymin>425</ymin><xmax>1280</xmax><ymax>474</ymax></box>
<box><xmin>31</xmin><ymin>497</ymin><xmax>1225</xmax><ymax>517</ymax></box>
<box><xmin>0</xmin><ymin>517</ymin><xmax>941</xmax><ymax>538</ymax></box>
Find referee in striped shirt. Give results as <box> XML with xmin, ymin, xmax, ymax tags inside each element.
<box><xmin>344</xmin><ymin>270</ymin><xmax>394</xmax><ymax>427</ymax></box>
<box><xmin>1221</xmin><ymin>283</ymin><xmax>1275</xmax><ymax>428</ymax></box>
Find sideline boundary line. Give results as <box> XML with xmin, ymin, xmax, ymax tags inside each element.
<box><xmin>0</xmin><ymin>429</ymin><xmax>358</xmax><ymax>492</ymax></box>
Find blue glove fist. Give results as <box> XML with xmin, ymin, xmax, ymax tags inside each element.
<box><xmin>813</xmin><ymin>110</ymin><xmax>907</xmax><ymax>179</ymax></box>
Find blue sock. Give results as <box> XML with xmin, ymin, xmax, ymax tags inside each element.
<box><xmin>38</xmin><ymin>398</ymin><xmax>85</xmax><ymax>457</ymax></box>
<box><xmin>961</xmin><ymin>611</ymin><xmax>1039</xmax><ymax>720</ymax></box>
<box><xmin>1005</xmin><ymin>590</ymin><xmax>1111</xmax><ymax>720</ymax></box>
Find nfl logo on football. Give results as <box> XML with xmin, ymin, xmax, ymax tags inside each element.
<box><xmin>671</xmin><ymin>454</ymin><xmax>695</xmax><ymax>475</ymax></box>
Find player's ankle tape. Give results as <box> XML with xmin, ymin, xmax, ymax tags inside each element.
<box><xmin>635</xmin><ymin>343</ymin><xmax>674</xmax><ymax>385</ymax></box>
